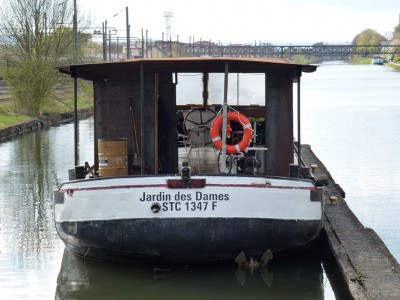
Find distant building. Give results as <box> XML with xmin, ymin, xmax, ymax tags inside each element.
<box><xmin>123</xmin><ymin>44</ymin><xmax>142</xmax><ymax>58</ymax></box>
<box><xmin>193</xmin><ymin>41</ymin><xmax>216</xmax><ymax>46</ymax></box>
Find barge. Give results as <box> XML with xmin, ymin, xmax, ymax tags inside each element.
<box><xmin>54</xmin><ymin>57</ymin><xmax>323</xmax><ymax>263</ymax></box>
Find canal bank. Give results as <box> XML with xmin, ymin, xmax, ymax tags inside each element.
<box><xmin>302</xmin><ymin>144</ymin><xmax>400</xmax><ymax>300</ymax></box>
<box><xmin>0</xmin><ymin>108</ymin><xmax>92</xmax><ymax>142</ymax></box>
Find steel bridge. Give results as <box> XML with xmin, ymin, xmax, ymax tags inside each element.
<box><xmin>184</xmin><ymin>44</ymin><xmax>400</xmax><ymax>58</ymax></box>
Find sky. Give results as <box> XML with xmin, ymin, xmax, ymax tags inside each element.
<box><xmin>77</xmin><ymin>0</ymin><xmax>400</xmax><ymax>44</ymax></box>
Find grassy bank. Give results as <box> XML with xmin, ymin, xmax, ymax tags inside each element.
<box><xmin>347</xmin><ymin>57</ymin><xmax>400</xmax><ymax>71</ymax></box>
<box><xmin>0</xmin><ymin>108</ymin><xmax>30</xmax><ymax>128</ymax></box>
<box><xmin>348</xmin><ymin>56</ymin><xmax>372</xmax><ymax>64</ymax></box>
<box><xmin>386</xmin><ymin>62</ymin><xmax>400</xmax><ymax>70</ymax></box>
<box><xmin>0</xmin><ymin>78</ymin><xmax>93</xmax><ymax>129</ymax></box>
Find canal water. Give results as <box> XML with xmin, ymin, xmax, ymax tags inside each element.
<box><xmin>0</xmin><ymin>63</ymin><xmax>398</xmax><ymax>299</ymax></box>
<box><xmin>299</xmin><ymin>62</ymin><xmax>400</xmax><ymax>262</ymax></box>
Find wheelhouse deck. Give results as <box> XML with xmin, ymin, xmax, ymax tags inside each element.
<box><xmin>56</xmin><ymin>57</ymin><xmax>317</xmax><ymax>178</ymax></box>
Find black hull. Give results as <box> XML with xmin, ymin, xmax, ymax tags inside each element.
<box><xmin>56</xmin><ymin>218</ymin><xmax>322</xmax><ymax>263</ymax></box>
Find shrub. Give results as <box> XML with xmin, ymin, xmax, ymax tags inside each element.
<box><xmin>5</xmin><ymin>58</ymin><xmax>59</xmax><ymax>116</ymax></box>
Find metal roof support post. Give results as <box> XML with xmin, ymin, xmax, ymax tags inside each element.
<box><xmin>265</xmin><ymin>72</ymin><xmax>295</xmax><ymax>176</ymax></box>
<box><xmin>297</xmin><ymin>67</ymin><xmax>302</xmax><ymax>174</ymax></box>
<box><xmin>140</xmin><ymin>63</ymin><xmax>144</xmax><ymax>174</ymax></box>
<box><xmin>236</xmin><ymin>73</ymin><xmax>239</xmax><ymax>105</ymax></box>
<box><xmin>202</xmin><ymin>73</ymin><xmax>209</xmax><ymax>106</ymax></box>
<box><xmin>220</xmin><ymin>62</ymin><xmax>229</xmax><ymax>173</ymax></box>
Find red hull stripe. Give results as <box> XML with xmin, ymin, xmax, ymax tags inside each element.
<box><xmin>207</xmin><ymin>184</ymin><xmax>314</xmax><ymax>190</ymax></box>
<box><xmin>59</xmin><ymin>183</ymin><xmax>315</xmax><ymax>193</ymax></box>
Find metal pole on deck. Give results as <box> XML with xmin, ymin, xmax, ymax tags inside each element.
<box><xmin>73</xmin><ymin>0</ymin><xmax>79</xmax><ymax>166</ymax></box>
<box><xmin>297</xmin><ymin>67</ymin><xmax>302</xmax><ymax>175</ymax></box>
<box><xmin>140</xmin><ymin>63</ymin><xmax>144</xmax><ymax>174</ymax></box>
<box><xmin>220</xmin><ymin>62</ymin><xmax>229</xmax><ymax>173</ymax></box>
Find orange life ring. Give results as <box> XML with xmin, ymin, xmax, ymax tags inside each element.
<box><xmin>210</xmin><ymin>111</ymin><xmax>253</xmax><ymax>154</ymax></box>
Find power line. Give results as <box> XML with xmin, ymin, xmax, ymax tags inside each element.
<box><xmin>112</xmin><ymin>8</ymin><xmax>125</xmax><ymax>18</ymax></box>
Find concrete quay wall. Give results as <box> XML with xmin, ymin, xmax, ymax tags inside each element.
<box><xmin>0</xmin><ymin>108</ymin><xmax>92</xmax><ymax>142</ymax></box>
<box><xmin>302</xmin><ymin>144</ymin><xmax>400</xmax><ymax>300</ymax></box>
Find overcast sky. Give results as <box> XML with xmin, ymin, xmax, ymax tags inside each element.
<box><xmin>19</xmin><ymin>0</ymin><xmax>400</xmax><ymax>44</ymax></box>
<box><xmin>78</xmin><ymin>0</ymin><xmax>399</xmax><ymax>44</ymax></box>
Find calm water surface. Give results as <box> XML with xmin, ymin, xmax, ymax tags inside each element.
<box><xmin>0</xmin><ymin>63</ymin><xmax>398</xmax><ymax>299</ymax></box>
<box><xmin>0</xmin><ymin>122</ymin><xmax>338</xmax><ymax>299</ymax></box>
<box><xmin>0</xmin><ymin>120</ymin><xmax>94</xmax><ymax>299</ymax></box>
<box><xmin>299</xmin><ymin>63</ymin><xmax>400</xmax><ymax>261</ymax></box>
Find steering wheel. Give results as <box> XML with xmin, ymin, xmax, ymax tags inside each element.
<box><xmin>183</xmin><ymin>107</ymin><xmax>217</xmax><ymax>135</ymax></box>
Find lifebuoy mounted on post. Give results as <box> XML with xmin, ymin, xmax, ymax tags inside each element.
<box><xmin>210</xmin><ymin>111</ymin><xmax>253</xmax><ymax>154</ymax></box>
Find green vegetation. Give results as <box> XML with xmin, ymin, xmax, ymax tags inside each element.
<box><xmin>0</xmin><ymin>77</ymin><xmax>93</xmax><ymax>129</ymax></box>
<box><xmin>350</xmin><ymin>28</ymin><xmax>387</xmax><ymax>62</ymax></box>
<box><xmin>0</xmin><ymin>114</ymin><xmax>30</xmax><ymax>129</ymax></box>
<box><xmin>0</xmin><ymin>0</ymin><xmax>91</xmax><ymax>118</ymax></box>
<box><xmin>43</xmin><ymin>78</ymin><xmax>93</xmax><ymax>114</ymax></box>
<box><xmin>348</xmin><ymin>56</ymin><xmax>373</xmax><ymax>64</ymax></box>
<box><xmin>352</xmin><ymin>28</ymin><xmax>386</xmax><ymax>46</ymax></box>
<box><xmin>387</xmin><ymin>62</ymin><xmax>400</xmax><ymax>70</ymax></box>
<box><xmin>392</xmin><ymin>23</ymin><xmax>400</xmax><ymax>61</ymax></box>
<box><xmin>0</xmin><ymin>101</ymin><xmax>30</xmax><ymax>129</ymax></box>
<box><xmin>290</xmin><ymin>55</ymin><xmax>309</xmax><ymax>64</ymax></box>
<box><xmin>4</xmin><ymin>58</ymin><xmax>59</xmax><ymax>115</ymax></box>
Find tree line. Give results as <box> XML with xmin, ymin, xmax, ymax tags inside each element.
<box><xmin>352</xmin><ymin>26</ymin><xmax>400</xmax><ymax>61</ymax></box>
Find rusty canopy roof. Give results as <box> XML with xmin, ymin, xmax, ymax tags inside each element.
<box><xmin>56</xmin><ymin>57</ymin><xmax>317</xmax><ymax>81</ymax></box>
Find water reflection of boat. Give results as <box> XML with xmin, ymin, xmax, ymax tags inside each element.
<box><xmin>55</xmin><ymin>249</ymin><xmax>324</xmax><ymax>300</ymax></box>
<box><xmin>54</xmin><ymin>57</ymin><xmax>324</xmax><ymax>263</ymax></box>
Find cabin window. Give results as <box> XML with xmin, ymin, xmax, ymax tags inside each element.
<box><xmin>176</xmin><ymin>73</ymin><xmax>265</xmax><ymax>106</ymax></box>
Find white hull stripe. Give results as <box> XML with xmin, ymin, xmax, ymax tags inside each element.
<box><xmin>59</xmin><ymin>183</ymin><xmax>316</xmax><ymax>193</ymax></box>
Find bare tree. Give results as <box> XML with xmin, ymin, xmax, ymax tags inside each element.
<box><xmin>0</xmin><ymin>0</ymin><xmax>87</xmax><ymax>115</ymax></box>
<box><xmin>0</xmin><ymin>0</ymin><xmax>75</xmax><ymax>62</ymax></box>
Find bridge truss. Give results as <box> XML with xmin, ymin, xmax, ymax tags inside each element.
<box><xmin>185</xmin><ymin>44</ymin><xmax>400</xmax><ymax>58</ymax></box>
